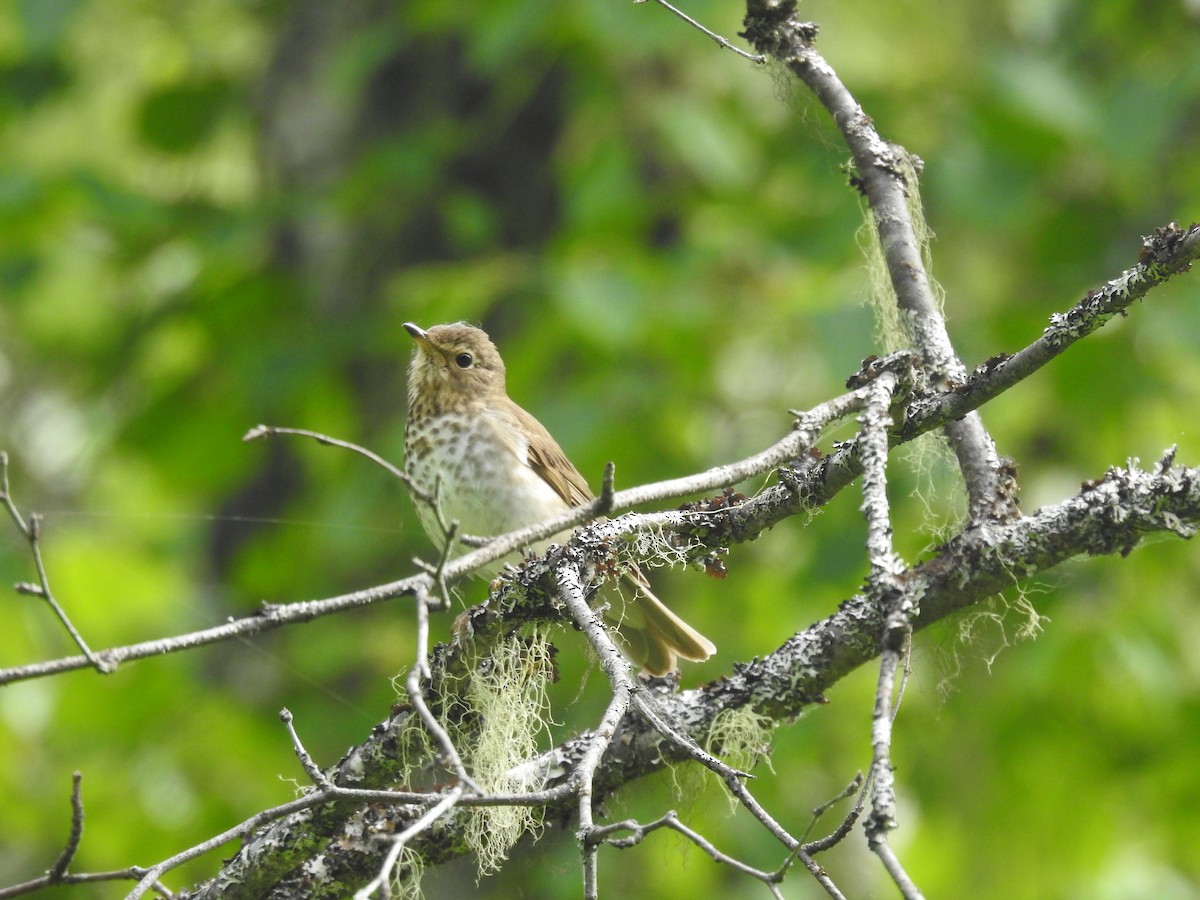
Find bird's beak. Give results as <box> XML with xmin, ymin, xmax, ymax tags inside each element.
<box><xmin>403</xmin><ymin>322</ymin><xmax>430</xmax><ymax>347</ymax></box>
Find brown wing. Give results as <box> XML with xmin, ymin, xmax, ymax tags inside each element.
<box><xmin>502</xmin><ymin>399</ymin><xmax>715</xmax><ymax>674</ymax></box>
<box><xmin>507</xmin><ymin>400</ymin><xmax>595</xmax><ymax>507</ymax></box>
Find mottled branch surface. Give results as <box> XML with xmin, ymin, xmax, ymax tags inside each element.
<box><xmin>185</xmin><ymin>454</ymin><xmax>1199</xmax><ymax>898</ymax></box>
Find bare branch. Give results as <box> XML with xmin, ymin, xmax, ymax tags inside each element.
<box><xmin>403</xmin><ymin>583</ymin><xmax>482</xmax><ymax>794</ymax></box>
<box><xmin>591</xmin><ymin>812</ymin><xmax>785</xmax><ymax>895</ymax></box>
<box><xmin>904</xmin><ymin>222</ymin><xmax>1200</xmax><ymax>434</ymax></box>
<box><xmin>853</xmin><ymin>366</ymin><xmax>923</xmax><ymax>887</ymax></box>
<box><xmin>352</xmin><ymin>785</ymin><xmax>464</xmax><ymax>900</ymax></box>
<box><xmin>0</xmin><ymin>307</ymin><xmax>1181</xmax><ymax>695</ymax></box>
<box><xmin>0</xmin><ymin>868</ymin><xmax>174</xmax><ymax>900</ymax></box>
<box><xmin>859</xmin><ymin>370</ymin><xmax>904</xmax><ymax>583</ymax></box>
<box><xmin>594</xmin><ymin>461</ymin><xmax>616</xmax><ymax>516</ymax></box>
<box><xmin>244</xmin><ymin>424</ymin><xmax>429</xmax><ymax>504</ymax></box>
<box><xmin>874</xmin><ymin>842</ymin><xmax>926</xmax><ymax>900</ymax></box>
<box><xmin>0</xmin><ymin>453</ymin><xmax>112</xmax><ymax>673</ymax></box>
<box><xmin>280</xmin><ymin>709</ymin><xmax>333</xmax><ymax>790</ymax></box>
<box><xmin>639</xmin><ymin>0</ymin><xmax>766</xmax><ymax>62</ymax></box>
<box><xmin>553</xmin><ymin>563</ymin><xmax>634</xmax><ymax>900</ymax></box>
<box><xmin>0</xmin><ymin>375</ymin><xmax>878</xmax><ymax>687</ymax></box>
<box><xmin>50</xmin><ymin>772</ymin><xmax>84</xmax><ymax>881</ymax></box>
<box><xmin>800</xmin><ymin>773</ymin><xmax>865</xmax><ymax>852</ymax></box>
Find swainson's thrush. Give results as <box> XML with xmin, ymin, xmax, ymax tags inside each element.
<box><xmin>403</xmin><ymin>322</ymin><xmax>715</xmax><ymax>675</ymax></box>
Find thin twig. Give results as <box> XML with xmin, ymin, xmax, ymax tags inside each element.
<box><xmin>0</xmin><ymin>869</ymin><xmax>174</xmax><ymax>899</ymax></box>
<box><xmin>50</xmin><ymin>771</ymin><xmax>85</xmax><ymax>880</ymax></box>
<box><xmin>629</xmin><ymin>686</ymin><xmax>817</xmax><ymax>892</ymax></box>
<box><xmin>405</xmin><ymin>584</ymin><xmax>481</xmax><ymax>793</ymax></box>
<box><xmin>554</xmin><ymin>562</ymin><xmax>635</xmax><ymax>900</ymax></box>
<box><xmin>632</xmin><ymin>689</ymin><xmax>750</xmax><ymax>780</ymax></box>
<box><xmin>594</xmin><ymin>461</ymin><xmax>616</xmax><ymax>515</ymax></box>
<box><xmin>903</xmin><ymin>222</ymin><xmax>1200</xmax><ymax>435</ymax></box>
<box><xmin>280</xmin><ymin>709</ymin><xmax>332</xmax><ymax>790</ymax></box>
<box><xmin>0</xmin><ymin>453</ymin><xmax>111</xmax><ymax>673</ymax></box>
<box><xmin>640</xmin><ymin>0</ymin><xmax>766</xmax><ymax>62</ymax></box>
<box><xmin>591</xmin><ymin>812</ymin><xmax>786</xmax><ymax>895</ymax></box>
<box><xmin>411</xmin><ymin>519</ymin><xmax>458</xmax><ymax>611</ymax></box>
<box><xmin>243</xmin><ymin>425</ymin><xmax>429</xmax><ymax>503</ymax></box>
<box><xmin>799</xmin><ymin>772</ymin><xmax>863</xmax><ymax>845</ymax></box>
<box><xmin>352</xmin><ymin>785</ymin><xmax>465</xmax><ymax>900</ymax></box>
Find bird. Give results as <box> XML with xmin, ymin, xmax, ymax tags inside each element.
<box><xmin>402</xmin><ymin>321</ymin><xmax>715</xmax><ymax>675</ymax></box>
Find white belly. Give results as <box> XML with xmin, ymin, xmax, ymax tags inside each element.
<box><xmin>406</xmin><ymin>413</ymin><xmax>570</xmax><ymax>577</ymax></box>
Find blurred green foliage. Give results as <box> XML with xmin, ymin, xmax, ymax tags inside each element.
<box><xmin>1</xmin><ymin>0</ymin><xmax>1199</xmax><ymax>897</ymax></box>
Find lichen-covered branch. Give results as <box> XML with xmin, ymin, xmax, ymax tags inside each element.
<box><xmin>185</xmin><ymin>453</ymin><xmax>1200</xmax><ymax>897</ymax></box>
<box><xmin>741</xmin><ymin>0</ymin><xmax>1014</xmax><ymax>522</ymax></box>
<box><xmin>904</xmin><ymin>221</ymin><xmax>1200</xmax><ymax>432</ymax></box>
<box><xmin>11</xmin><ymin>206</ymin><xmax>1198</xmax><ymax>694</ymax></box>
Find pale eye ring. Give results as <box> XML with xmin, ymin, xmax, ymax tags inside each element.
<box><xmin>455</xmin><ymin>352</ymin><xmax>474</xmax><ymax>369</ymax></box>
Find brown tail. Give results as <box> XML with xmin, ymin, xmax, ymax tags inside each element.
<box><xmin>605</xmin><ymin>572</ymin><xmax>716</xmax><ymax>676</ymax></box>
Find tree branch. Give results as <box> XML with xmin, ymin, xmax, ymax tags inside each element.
<box><xmin>740</xmin><ymin>2</ymin><xmax>1015</xmax><ymax>522</ymax></box>
<box><xmin>185</xmin><ymin>453</ymin><xmax>1200</xmax><ymax>896</ymax></box>
<box><xmin>0</xmin><ymin>365</ymin><xmax>886</xmax><ymax>687</ymax></box>
<box><xmin>904</xmin><ymin>221</ymin><xmax>1200</xmax><ymax>432</ymax></box>
<box><xmin>10</xmin><ymin>202</ymin><xmax>1195</xmax><ymax>693</ymax></box>
<box><xmin>0</xmin><ymin>453</ymin><xmax>112</xmax><ymax>673</ymax></box>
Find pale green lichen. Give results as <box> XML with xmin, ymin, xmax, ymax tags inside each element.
<box><xmin>461</xmin><ymin>629</ymin><xmax>554</xmax><ymax>876</ymax></box>
<box><xmin>937</xmin><ymin>581</ymin><xmax>1049</xmax><ymax>697</ymax></box>
<box><xmin>859</xmin><ymin>157</ymin><xmax>966</xmax><ymax>539</ymax></box>
<box><xmin>387</xmin><ymin>674</ymin><xmax>435</xmax><ymax>786</ymax></box>
<box><xmin>670</xmin><ymin>707</ymin><xmax>779</xmax><ymax>815</ymax></box>
<box><xmin>707</xmin><ymin>706</ymin><xmax>777</xmax><ymax>773</ymax></box>
<box><xmin>389</xmin><ymin>846</ymin><xmax>425</xmax><ymax>900</ymax></box>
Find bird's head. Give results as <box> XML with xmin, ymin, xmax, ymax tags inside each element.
<box><xmin>404</xmin><ymin>322</ymin><xmax>507</xmax><ymax>415</ymax></box>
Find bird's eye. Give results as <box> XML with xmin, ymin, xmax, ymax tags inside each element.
<box><xmin>455</xmin><ymin>352</ymin><xmax>474</xmax><ymax>369</ymax></box>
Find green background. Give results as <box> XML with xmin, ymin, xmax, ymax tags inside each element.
<box><xmin>2</xmin><ymin>1</ymin><xmax>1199</xmax><ymax>897</ymax></box>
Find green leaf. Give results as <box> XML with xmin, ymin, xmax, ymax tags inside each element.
<box><xmin>136</xmin><ymin>79</ymin><xmax>233</xmax><ymax>154</ymax></box>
